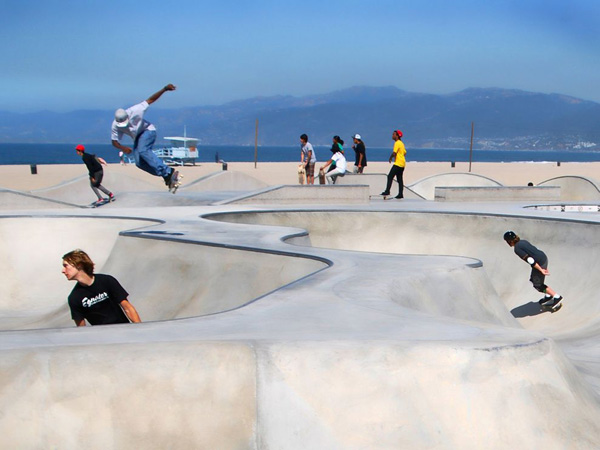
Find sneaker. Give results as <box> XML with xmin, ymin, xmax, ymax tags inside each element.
<box><xmin>381</xmin><ymin>191</ymin><xmax>390</xmax><ymax>196</ymax></box>
<box><xmin>549</xmin><ymin>296</ymin><xmax>563</xmax><ymax>307</ymax></box>
<box><xmin>93</xmin><ymin>199</ymin><xmax>105</xmax><ymax>206</ymax></box>
<box><xmin>108</xmin><ymin>193</ymin><xmax>115</xmax><ymax>202</ymax></box>
<box><xmin>164</xmin><ymin>169</ymin><xmax>175</xmax><ymax>186</ymax></box>
<box><xmin>538</xmin><ymin>296</ymin><xmax>552</xmax><ymax>306</ymax></box>
<box><xmin>395</xmin><ymin>194</ymin><xmax>404</xmax><ymax>199</ymax></box>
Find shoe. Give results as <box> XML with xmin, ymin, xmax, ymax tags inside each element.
<box><xmin>381</xmin><ymin>191</ymin><xmax>390</xmax><ymax>196</ymax></box>
<box><xmin>93</xmin><ymin>199</ymin><xmax>105</xmax><ymax>206</ymax></box>
<box><xmin>164</xmin><ymin>169</ymin><xmax>175</xmax><ymax>186</ymax></box>
<box><xmin>395</xmin><ymin>195</ymin><xmax>404</xmax><ymax>199</ymax></box>
<box><xmin>549</xmin><ymin>296</ymin><xmax>563</xmax><ymax>307</ymax></box>
<box><xmin>538</xmin><ymin>296</ymin><xmax>552</xmax><ymax>306</ymax></box>
<box><xmin>108</xmin><ymin>193</ymin><xmax>115</xmax><ymax>202</ymax></box>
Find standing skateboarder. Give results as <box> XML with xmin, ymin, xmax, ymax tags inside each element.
<box><xmin>76</xmin><ymin>144</ymin><xmax>114</xmax><ymax>206</ymax></box>
<box><xmin>503</xmin><ymin>231</ymin><xmax>563</xmax><ymax>310</ymax></box>
<box><xmin>381</xmin><ymin>130</ymin><xmax>406</xmax><ymax>199</ymax></box>
<box><xmin>62</xmin><ymin>249</ymin><xmax>141</xmax><ymax>326</ymax></box>
<box><xmin>111</xmin><ymin>84</ymin><xmax>182</xmax><ymax>192</ymax></box>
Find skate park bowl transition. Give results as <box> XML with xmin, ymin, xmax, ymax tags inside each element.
<box><xmin>207</xmin><ymin>209</ymin><xmax>600</xmax><ymax>341</ymax></box>
<box><xmin>0</xmin><ymin>216</ymin><xmax>327</xmax><ymax>330</ymax></box>
<box><xmin>4</xmin><ymin>206</ymin><xmax>600</xmax><ymax>448</ymax></box>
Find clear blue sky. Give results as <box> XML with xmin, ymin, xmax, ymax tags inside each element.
<box><xmin>1</xmin><ymin>0</ymin><xmax>599</xmax><ymax>112</ymax></box>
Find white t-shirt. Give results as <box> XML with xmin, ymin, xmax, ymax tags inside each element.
<box><xmin>111</xmin><ymin>100</ymin><xmax>156</xmax><ymax>142</ymax></box>
<box><xmin>301</xmin><ymin>142</ymin><xmax>317</xmax><ymax>163</ymax></box>
<box><xmin>331</xmin><ymin>152</ymin><xmax>346</xmax><ymax>172</ymax></box>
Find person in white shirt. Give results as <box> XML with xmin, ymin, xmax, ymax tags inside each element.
<box><xmin>320</xmin><ymin>144</ymin><xmax>347</xmax><ymax>184</ymax></box>
<box><xmin>111</xmin><ymin>84</ymin><xmax>181</xmax><ymax>190</ymax></box>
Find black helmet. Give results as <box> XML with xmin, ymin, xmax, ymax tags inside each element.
<box><xmin>503</xmin><ymin>231</ymin><xmax>517</xmax><ymax>242</ymax></box>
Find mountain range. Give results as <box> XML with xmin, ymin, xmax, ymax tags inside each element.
<box><xmin>1</xmin><ymin>86</ymin><xmax>599</xmax><ymax>149</ymax></box>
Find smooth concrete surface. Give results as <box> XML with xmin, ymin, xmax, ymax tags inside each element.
<box><xmin>434</xmin><ymin>185</ymin><xmax>561</xmax><ymax>202</ymax></box>
<box><xmin>219</xmin><ymin>184</ymin><xmax>370</xmax><ymax>205</ymax></box>
<box><xmin>2</xmin><ymin>169</ymin><xmax>600</xmax><ymax>449</ymax></box>
<box><xmin>538</xmin><ymin>175</ymin><xmax>600</xmax><ymax>201</ymax></box>
<box><xmin>409</xmin><ymin>172</ymin><xmax>502</xmax><ymax>200</ymax></box>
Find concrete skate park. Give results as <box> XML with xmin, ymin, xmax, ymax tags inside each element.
<box><xmin>2</xmin><ymin>166</ymin><xmax>600</xmax><ymax>449</ymax></box>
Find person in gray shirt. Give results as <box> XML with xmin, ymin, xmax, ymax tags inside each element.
<box><xmin>504</xmin><ymin>231</ymin><xmax>563</xmax><ymax>308</ymax></box>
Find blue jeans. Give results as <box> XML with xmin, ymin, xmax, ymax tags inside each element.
<box><xmin>133</xmin><ymin>130</ymin><xmax>171</xmax><ymax>177</ymax></box>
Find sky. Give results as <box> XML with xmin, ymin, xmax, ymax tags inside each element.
<box><xmin>1</xmin><ymin>0</ymin><xmax>599</xmax><ymax>112</ymax></box>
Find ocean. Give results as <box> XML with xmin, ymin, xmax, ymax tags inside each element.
<box><xmin>1</xmin><ymin>143</ymin><xmax>600</xmax><ymax>165</ymax></box>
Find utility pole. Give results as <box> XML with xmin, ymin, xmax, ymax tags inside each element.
<box><xmin>469</xmin><ymin>121</ymin><xmax>474</xmax><ymax>173</ymax></box>
<box><xmin>254</xmin><ymin>119</ymin><xmax>259</xmax><ymax>169</ymax></box>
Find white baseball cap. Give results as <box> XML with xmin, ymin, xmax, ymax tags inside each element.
<box><xmin>114</xmin><ymin>108</ymin><xmax>129</xmax><ymax>128</ymax></box>
<box><xmin>353</xmin><ymin>134</ymin><xmax>361</xmax><ymax>140</ymax></box>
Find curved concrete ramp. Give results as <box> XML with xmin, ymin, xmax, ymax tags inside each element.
<box><xmin>409</xmin><ymin>172</ymin><xmax>502</xmax><ymax>200</ymax></box>
<box><xmin>30</xmin><ymin>171</ymin><xmax>159</xmax><ymax>204</ymax></box>
<box><xmin>0</xmin><ymin>216</ymin><xmax>326</xmax><ymax>330</ymax></box>
<box><xmin>0</xmin><ymin>189</ymin><xmax>79</xmax><ymax>210</ymax></box>
<box><xmin>538</xmin><ymin>175</ymin><xmax>600</xmax><ymax>201</ymax></box>
<box><xmin>3</xmin><ymin>207</ymin><xmax>600</xmax><ymax>448</ymax></box>
<box><xmin>182</xmin><ymin>170</ymin><xmax>268</xmax><ymax>192</ymax></box>
<box><xmin>209</xmin><ymin>210</ymin><xmax>600</xmax><ymax>339</ymax></box>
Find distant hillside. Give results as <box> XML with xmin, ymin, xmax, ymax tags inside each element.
<box><xmin>1</xmin><ymin>86</ymin><xmax>599</xmax><ymax>150</ymax></box>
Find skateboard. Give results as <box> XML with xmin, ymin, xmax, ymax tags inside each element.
<box><xmin>540</xmin><ymin>299</ymin><xmax>563</xmax><ymax>313</ymax></box>
<box><xmin>318</xmin><ymin>168</ymin><xmax>326</xmax><ymax>185</ymax></box>
<box><xmin>169</xmin><ymin>171</ymin><xmax>183</xmax><ymax>194</ymax></box>
<box><xmin>298</xmin><ymin>164</ymin><xmax>306</xmax><ymax>185</ymax></box>
<box><xmin>88</xmin><ymin>198</ymin><xmax>110</xmax><ymax>208</ymax></box>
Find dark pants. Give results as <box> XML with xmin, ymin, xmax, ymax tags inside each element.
<box><xmin>90</xmin><ymin>170</ymin><xmax>111</xmax><ymax>199</ymax></box>
<box><xmin>385</xmin><ymin>165</ymin><xmax>404</xmax><ymax>197</ymax></box>
<box><xmin>530</xmin><ymin>258</ymin><xmax>548</xmax><ymax>292</ymax></box>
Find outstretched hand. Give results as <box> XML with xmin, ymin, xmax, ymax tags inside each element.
<box><xmin>164</xmin><ymin>84</ymin><xmax>176</xmax><ymax>91</ymax></box>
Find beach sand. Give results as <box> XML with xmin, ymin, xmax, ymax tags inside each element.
<box><xmin>1</xmin><ymin>160</ymin><xmax>599</xmax><ymax>191</ymax></box>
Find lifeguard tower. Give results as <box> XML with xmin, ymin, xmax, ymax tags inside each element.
<box><xmin>154</xmin><ymin>129</ymin><xmax>199</xmax><ymax>165</ymax></box>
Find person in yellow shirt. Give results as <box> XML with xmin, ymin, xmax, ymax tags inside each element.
<box><xmin>380</xmin><ymin>130</ymin><xmax>406</xmax><ymax>199</ymax></box>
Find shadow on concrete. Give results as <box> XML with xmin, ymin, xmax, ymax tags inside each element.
<box><xmin>511</xmin><ymin>301</ymin><xmax>545</xmax><ymax>318</ymax></box>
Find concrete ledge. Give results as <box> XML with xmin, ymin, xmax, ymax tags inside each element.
<box><xmin>435</xmin><ymin>186</ymin><xmax>561</xmax><ymax>202</ymax></box>
<box><xmin>336</xmin><ymin>173</ymin><xmax>387</xmax><ymax>195</ymax></box>
<box><xmin>217</xmin><ymin>184</ymin><xmax>370</xmax><ymax>205</ymax></box>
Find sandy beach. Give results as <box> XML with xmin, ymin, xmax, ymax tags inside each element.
<box><xmin>1</xmin><ymin>160</ymin><xmax>599</xmax><ymax>191</ymax></box>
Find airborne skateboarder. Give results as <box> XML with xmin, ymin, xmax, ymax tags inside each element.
<box><xmin>503</xmin><ymin>231</ymin><xmax>563</xmax><ymax>311</ymax></box>
<box><xmin>111</xmin><ymin>84</ymin><xmax>182</xmax><ymax>192</ymax></box>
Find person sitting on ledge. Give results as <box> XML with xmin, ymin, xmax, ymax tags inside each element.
<box><xmin>320</xmin><ymin>141</ymin><xmax>347</xmax><ymax>184</ymax></box>
<box><xmin>62</xmin><ymin>249</ymin><xmax>141</xmax><ymax>326</ymax></box>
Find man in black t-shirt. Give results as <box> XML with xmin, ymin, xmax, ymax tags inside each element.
<box><xmin>503</xmin><ymin>231</ymin><xmax>563</xmax><ymax>308</ymax></box>
<box><xmin>351</xmin><ymin>134</ymin><xmax>367</xmax><ymax>174</ymax></box>
<box><xmin>62</xmin><ymin>249</ymin><xmax>141</xmax><ymax>326</ymax></box>
<box><xmin>76</xmin><ymin>144</ymin><xmax>115</xmax><ymax>206</ymax></box>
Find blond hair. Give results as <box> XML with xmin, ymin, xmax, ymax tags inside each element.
<box><xmin>62</xmin><ymin>249</ymin><xmax>95</xmax><ymax>276</ymax></box>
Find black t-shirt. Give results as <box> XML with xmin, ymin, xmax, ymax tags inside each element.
<box><xmin>514</xmin><ymin>240</ymin><xmax>547</xmax><ymax>266</ymax></box>
<box><xmin>353</xmin><ymin>142</ymin><xmax>367</xmax><ymax>166</ymax></box>
<box><xmin>68</xmin><ymin>274</ymin><xmax>130</xmax><ymax>325</ymax></box>
<box><xmin>81</xmin><ymin>152</ymin><xmax>103</xmax><ymax>176</ymax></box>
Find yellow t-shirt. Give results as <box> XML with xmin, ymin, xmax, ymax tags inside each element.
<box><xmin>393</xmin><ymin>140</ymin><xmax>406</xmax><ymax>167</ymax></box>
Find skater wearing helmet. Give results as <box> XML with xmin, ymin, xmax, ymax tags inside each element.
<box><xmin>503</xmin><ymin>231</ymin><xmax>563</xmax><ymax>311</ymax></box>
<box><xmin>381</xmin><ymin>130</ymin><xmax>406</xmax><ymax>199</ymax></box>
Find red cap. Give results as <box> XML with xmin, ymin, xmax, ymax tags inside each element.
<box><xmin>75</xmin><ymin>144</ymin><xmax>85</xmax><ymax>152</ymax></box>
<box><xmin>395</xmin><ymin>130</ymin><xmax>403</xmax><ymax>138</ymax></box>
